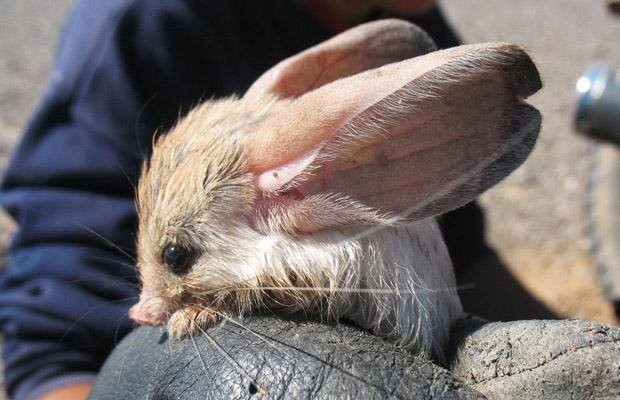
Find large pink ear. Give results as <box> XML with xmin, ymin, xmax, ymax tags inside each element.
<box><xmin>245</xmin><ymin>19</ymin><xmax>436</xmax><ymax>99</ymax></box>
<box><xmin>248</xmin><ymin>43</ymin><xmax>542</xmax><ymax>233</ymax></box>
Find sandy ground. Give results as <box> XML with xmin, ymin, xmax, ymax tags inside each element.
<box><xmin>0</xmin><ymin>0</ymin><xmax>619</xmax><ymax>398</ymax></box>
<box><xmin>442</xmin><ymin>0</ymin><xmax>620</xmax><ymax>325</ymax></box>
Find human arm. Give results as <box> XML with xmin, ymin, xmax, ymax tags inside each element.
<box><xmin>38</xmin><ymin>382</ymin><xmax>93</xmax><ymax>400</ymax></box>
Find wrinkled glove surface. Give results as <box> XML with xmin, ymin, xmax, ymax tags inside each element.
<box><xmin>448</xmin><ymin>317</ymin><xmax>620</xmax><ymax>399</ymax></box>
<box><xmin>90</xmin><ymin>315</ymin><xmax>619</xmax><ymax>399</ymax></box>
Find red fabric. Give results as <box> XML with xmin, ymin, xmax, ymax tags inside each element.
<box><xmin>304</xmin><ymin>0</ymin><xmax>349</xmax><ymax>32</ymax></box>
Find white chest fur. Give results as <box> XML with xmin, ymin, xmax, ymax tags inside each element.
<box><xmin>258</xmin><ymin>218</ymin><xmax>464</xmax><ymax>359</ymax></box>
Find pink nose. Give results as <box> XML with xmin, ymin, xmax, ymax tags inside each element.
<box><xmin>129</xmin><ymin>300</ymin><xmax>166</xmax><ymax>326</ymax></box>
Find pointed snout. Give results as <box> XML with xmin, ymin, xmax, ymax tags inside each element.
<box><xmin>129</xmin><ymin>296</ymin><xmax>167</xmax><ymax>326</ymax></box>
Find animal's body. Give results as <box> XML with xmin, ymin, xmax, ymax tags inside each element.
<box><xmin>129</xmin><ymin>20</ymin><xmax>542</xmax><ymax>360</ymax></box>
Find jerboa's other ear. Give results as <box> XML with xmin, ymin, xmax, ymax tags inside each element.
<box><xmin>245</xmin><ymin>19</ymin><xmax>436</xmax><ymax>99</ymax></box>
<box><xmin>248</xmin><ymin>43</ymin><xmax>542</xmax><ymax>233</ymax></box>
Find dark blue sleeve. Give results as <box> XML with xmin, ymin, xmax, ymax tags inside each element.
<box><xmin>0</xmin><ymin>1</ymin><xmax>143</xmax><ymax>398</ymax></box>
<box><xmin>0</xmin><ymin>0</ymin><xmax>251</xmax><ymax>398</ymax></box>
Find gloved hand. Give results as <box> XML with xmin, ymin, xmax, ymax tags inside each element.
<box><xmin>90</xmin><ymin>315</ymin><xmax>620</xmax><ymax>399</ymax></box>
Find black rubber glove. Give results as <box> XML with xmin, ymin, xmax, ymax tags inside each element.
<box><xmin>89</xmin><ymin>315</ymin><xmax>483</xmax><ymax>399</ymax></box>
<box><xmin>90</xmin><ymin>315</ymin><xmax>620</xmax><ymax>399</ymax></box>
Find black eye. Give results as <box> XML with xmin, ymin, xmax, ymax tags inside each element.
<box><xmin>162</xmin><ymin>244</ymin><xmax>198</xmax><ymax>275</ymax></box>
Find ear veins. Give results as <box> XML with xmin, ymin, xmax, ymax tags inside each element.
<box><xmin>249</xmin><ymin>44</ymin><xmax>541</xmax><ymax>232</ymax></box>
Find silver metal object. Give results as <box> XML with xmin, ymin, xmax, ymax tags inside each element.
<box><xmin>575</xmin><ymin>64</ymin><xmax>620</xmax><ymax>145</ymax></box>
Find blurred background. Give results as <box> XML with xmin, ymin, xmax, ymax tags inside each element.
<box><xmin>0</xmin><ymin>0</ymin><xmax>619</xmax><ymax>397</ymax></box>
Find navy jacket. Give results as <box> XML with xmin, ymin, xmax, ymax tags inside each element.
<box><xmin>0</xmin><ymin>1</ymin><xmax>459</xmax><ymax>398</ymax></box>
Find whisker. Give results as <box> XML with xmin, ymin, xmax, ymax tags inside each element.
<box><xmin>84</xmin><ymin>255</ymin><xmax>138</xmax><ymax>272</ymax></box>
<box><xmin>114</xmin><ymin>310</ymin><xmax>137</xmax><ymax>397</ymax></box>
<box><xmin>180</xmin><ymin>305</ymin><xmax>390</xmax><ymax>393</ymax></box>
<box><xmin>113</xmin><ymin>311</ymin><xmax>132</xmax><ymax>346</ymax></box>
<box><xmin>211</xmin><ymin>310</ymin><xmax>285</xmax><ymax>359</ymax></box>
<box><xmin>59</xmin><ymin>296</ymin><xmax>138</xmax><ymax>343</ymax></box>
<box><xmin>188</xmin><ymin>329</ymin><xmax>209</xmax><ymax>379</ymax></box>
<box><xmin>65</xmin><ymin>276</ymin><xmax>140</xmax><ymax>291</ymax></box>
<box><xmin>194</xmin><ymin>322</ymin><xmax>264</xmax><ymax>395</ymax></box>
<box><xmin>226</xmin><ymin>320</ymin><xmax>388</xmax><ymax>393</ymax></box>
<box><xmin>162</xmin><ymin>300</ymin><xmax>182</xmax><ymax>359</ymax></box>
<box><xmin>109</xmin><ymin>153</ymin><xmax>138</xmax><ymax>194</ymax></box>
<box><xmin>174</xmin><ymin>307</ymin><xmax>212</xmax><ymax>381</ymax></box>
<box><xmin>27</xmin><ymin>207</ymin><xmax>136</xmax><ymax>262</ymax></box>
<box><xmin>134</xmin><ymin>93</ymin><xmax>158</xmax><ymax>160</ymax></box>
<box><xmin>208</xmin><ymin>284</ymin><xmax>474</xmax><ymax>296</ymax></box>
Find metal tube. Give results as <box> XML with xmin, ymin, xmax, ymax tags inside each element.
<box><xmin>575</xmin><ymin>64</ymin><xmax>620</xmax><ymax>145</ymax></box>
